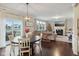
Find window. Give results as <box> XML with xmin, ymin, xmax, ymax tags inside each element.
<box><xmin>36</xmin><ymin>20</ymin><xmax>46</xmax><ymax>31</ymax></box>
<box><xmin>6</xmin><ymin>18</ymin><xmax>23</xmax><ymax>41</ymax></box>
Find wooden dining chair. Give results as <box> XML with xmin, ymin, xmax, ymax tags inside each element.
<box><xmin>18</xmin><ymin>38</ymin><xmax>30</xmax><ymax>56</ymax></box>
<box><xmin>8</xmin><ymin>35</ymin><xmax>15</xmax><ymax>56</ymax></box>
<box><xmin>33</xmin><ymin>33</ymin><xmax>42</xmax><ymax>55</ymax></box>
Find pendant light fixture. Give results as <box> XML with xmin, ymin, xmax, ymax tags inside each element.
<box><xmin>25</xmin><ymin>3</ymin><xmax>31</xmax><ymax>20</ymax></box>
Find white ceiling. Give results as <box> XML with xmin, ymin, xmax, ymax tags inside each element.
<box><xmin>0</xmin><ymin>3</ymin><xmax>73</xmax><ymax>21</ymax></box>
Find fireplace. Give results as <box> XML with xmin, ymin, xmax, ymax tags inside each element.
<box><xmin>56</xmin><ymin>29</ymin><xmax>63</xmax><ymax>35</ymax></box>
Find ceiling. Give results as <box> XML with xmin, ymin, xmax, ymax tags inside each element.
<box><xmin>0</xmin><ymin>3</ymin><xmax>73</xmax><ymax>21</ymax></box>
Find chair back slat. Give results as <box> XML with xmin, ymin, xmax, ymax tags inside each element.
<box><xmin>18</xmin><ymin>38</ymin><xmax>30</xmax><ymax>56</ymax></box>
<box><xmin>8</xmin><ymin>35</ymin><xmax>14</xmax><ymax>42</ymax></box>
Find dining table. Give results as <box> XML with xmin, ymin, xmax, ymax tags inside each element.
<box><xmin>10</xmin><ymin>36</ymin><xmax>41</xmax><ymax>56</ymax></box>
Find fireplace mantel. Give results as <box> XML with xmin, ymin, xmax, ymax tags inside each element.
<box><xmin>54</xmin><ymin>26</ymin><xmax>65</xmax><ymax>36</ymax></box>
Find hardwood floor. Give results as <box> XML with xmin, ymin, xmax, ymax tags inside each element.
<box><xmin>0</xmin><ymin>45</ymin><xmax>19</xmax><ymax>56</ymax></box>
<box><xmin>0</xmin><ymin>48</ymin><xmax>5</xmax><ymax>56</ymax></box>
<box><xmin>33</xmin><ymin>41</ymin><xmax>75</xmax><ymax>56</ymax></box>
<box><xmin>0</xmin><ymin>41</ymin><xmax>77</xmax><ymax>56</ymax></box>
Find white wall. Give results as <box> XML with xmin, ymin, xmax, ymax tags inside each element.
<box><xmin>0</xmin><ymin>19</ymin><xmax>6</xmax><ymax>48</ymax></box>
<box><xmin>73</xmin><ymin>4</ymin><xmax>79</xmax><ymax>55</ymax></box>
<box><xmin>72</xmin><ymin>4</ymin><xmax>79</xmax><ymax>55</ymax></box>
<box><xmin>72</xmin><ymin>16</ymin><xmax>78</xmax><ymax>55</ymax></box>
<box><xmin>66</xmin><ymin>18</ymin><xmax>73</xmax><ymax>32</ymax></box>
